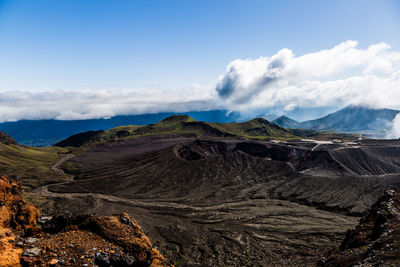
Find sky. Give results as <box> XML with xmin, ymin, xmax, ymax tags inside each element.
<box><xmin>0</xmin><ymin>0</ymin><xmax>400</xmax><ymax>125</ymax></box>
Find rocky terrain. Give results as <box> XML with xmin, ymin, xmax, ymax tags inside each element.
<box><xmin>0</xmin><ymin>175</ymin><xmax>170</xmax><ymax>266</ymax></box>
<box><xmin>1</xmin><ymin>115</ymin><xmax>400</xmax><ymax>266</ymax></box>
<box><xmin>27</xmin><ymin>132</ymin><xmax>397</xmax><ymax>265</ymax></box>
<box><xmin>321</xmin><ymin>187</ymin><xmax>400</xmax><ymax>266</ymax></box>
<box><xmin>0</xmin><ymin>175</ymin><xmax>39</xmax><ymax>266</ymax></box>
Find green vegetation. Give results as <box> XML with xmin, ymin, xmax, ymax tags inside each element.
<box><xmin>208</xmin><ymin>118</ymin><xmax>294</xmax><ymax>139</ymax></box>
<box><xmin>92</xmin><ymin>115</ymin><xmax>297</xmax><ymax>144</ymax></box>
<box><xmin>0</xmin><ymin>143</ymin><xmax>70</xmax><ymax>190</ymax></box>
<box><xmin>60</xmin><ymin>115</ymin><xmax>359</xmax><ymax>149</ymax></box>
<box><xmin>54</xmin><ymin>114</ymin><xmax>359</xmax><ymax>150</ymax></box>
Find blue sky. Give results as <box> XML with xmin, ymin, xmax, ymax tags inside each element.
<box><xmin>0</xmin><ymin>0</ymin><xmax>400</xmax><ymax>125</ymax></box>
<box><xmin>0</xmin><ymin>0</ymin><xmax>399</xmax><ymax>91</ymax></box>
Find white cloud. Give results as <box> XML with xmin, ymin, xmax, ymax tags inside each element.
<box><xmin>387</xmin><ymin>114</ymin><xmax>400</xmax><ymax>139</ymax></box>
<box><xmin>1</xmin><ymin>40</ymin><xmax>400</xmax><ymax>123</ymax></box>
<box><xmin>216</xmin><ymin>40</ymin><xmax>400</xmax><ymax>113</ymax></box>
<box><xmin>0</xmin><ymin>87</ymin><xmax>217</xmax><ymax>123</ymax></box>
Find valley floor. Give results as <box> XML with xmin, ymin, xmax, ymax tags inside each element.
<box><xmin>27</xmin><ymin>136</ymin><xmax>400</xmax><ymax>266</ymax></box>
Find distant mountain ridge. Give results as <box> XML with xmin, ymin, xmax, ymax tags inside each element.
<box><xmin>272</xmin><ymin>116</ymin><xmax>300</xmax><ymax>128</ymax></box>
<box><xmin>299</xmin><ymin>106</ymin><xmax>399</xmax><ymax>133</ymax></box>
<box><xmin>1</xmin><ymin>105</ymin><xmax>398</xmax><ymax>147</ymax></box>
<box><xmin>0</xmin><ymin>110</ymin><xmax>238</xmax><ymax>147</ymax></box>
<box><xmin>272</xmin><ymin>106</ymin><xmax>399</xmax><ymax>137</ymax></box>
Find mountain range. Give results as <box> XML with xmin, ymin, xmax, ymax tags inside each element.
<box><xmin>272</xmin><ymin>105</ymin><xmax>399</xmax><ymax>137</ymax></box>
<box><xmin>0</xmin><ymin>105</ymin><xmax>398</xmax><ymax>146</ymax></box>
<box><xmin>271</xmin><ymin>115</ymin><xmax>301</xmax><ymax>129</ymax></box>
<box><xmin>0</xmin><ymin>110</ymin><xmax>238</xmax><ymax>146</ymax></box>
<box><xmin>1</xmin><ymin>110</ymin><xmax>400</xmax><ymax>265</ymax></box>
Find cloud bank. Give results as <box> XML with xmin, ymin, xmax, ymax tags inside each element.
<box><xmin>0</xmin><ymin>87</ymin><xmax>217</xmax><ymax>122</ymax></box>
<box><xmin>1</xmin><ymin>40</ymin><xmax>400</xmax><ymax>129</ymax></box>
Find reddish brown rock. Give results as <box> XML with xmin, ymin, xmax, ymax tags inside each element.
<box><xmin>0</xmin><ymin>176</ymin><xmax>40</xmax><ymax>266</ymax></box>
<box><xmin>82</xmin><ymin>213</ymin><xmax>156</xmax><ymax>265</ymax></box>
<box><xmin>0</xmin><ymin>176</ymin><xmax>40</xmax><ymax>233</ymax></box>
<box><xmin>0</xmin><ymin>175</ymin><xmax>171</xmax><ymax>266</ymax></box>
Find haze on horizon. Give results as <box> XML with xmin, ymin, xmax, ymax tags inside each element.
<box><xmin>1</xmin><ymin>0</ymin><xmax>400</xmax><ymax>133</ymax></box>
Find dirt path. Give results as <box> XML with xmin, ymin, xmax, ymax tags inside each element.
<box><xmin>311</xmin><ymin>143</ymin><xmax>321</xmax><ymax>151</ymax></box>
<box><xmin>34</xmin><ymin>154</ymin><xmax>75</xmax><ymax>195</ymax></box>
<box><xmin>51</xmin><ymin>153</ymin><xmax>75</xmax><ymax>174</ymax></box>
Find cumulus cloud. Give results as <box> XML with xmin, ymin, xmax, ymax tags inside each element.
<box><xmin>216</xmin><ymin>40</ymin><xmax>400</xmax><ymax>113</ymax></box>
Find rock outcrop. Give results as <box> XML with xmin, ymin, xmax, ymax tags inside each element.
<box><xmin>81</xmin><ymin>213</ymin><xmax>168</xmax><ymax>266</ymax></box>
<box><xmin>320</xmin><ymin>188</ymin><xmax>400</xmax><ymax>266</ymax></box>
<box><xmin>34</xmin><ymin>212</ymin><xmax>170</xmax><ymax>266</ymax></box>
<box><xmin>0</xmin><ymin>175</ymin><xmax>170</xmax><ymax>266</ymax></box>
<box><xmin>0</xmin><ymin>176</ymin><xmax>40</xmax><ymax>266</ymax></box>
<box><xmin>0</xmin><ymin>131</ymin><xmax>17</xmax><ymax>145</ymax></box>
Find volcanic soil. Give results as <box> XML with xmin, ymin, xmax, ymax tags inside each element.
<box><xmin>34</xmin><ymin>136</ymin><xmax>400</xmax><ymax>266</ymax></box>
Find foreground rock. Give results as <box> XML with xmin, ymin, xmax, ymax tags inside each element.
<box><xmin>320</xmin><ymin>188</ymin><xmax>400</xmax><ymax>266</ymax></box>
<box><xmin>0</xmin><ymin>176</ymin><xmax>40</xmax><ymax>266</ymax></box>
<box><xmin>0</xmin><ymin>175</ymin><xmax>170</xmax><ymax>266</ymax></box>
<box><xmin>82</xmin><ymin>213</ymin><xmax>163</xmax><ymax>265</ymax></box>
<box><xmin>35</xmin><ymin>212</ymin><xmax>169</xmax><ymax>266</ymax></box>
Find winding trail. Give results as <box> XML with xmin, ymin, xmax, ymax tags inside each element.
<box><xmin>34</xmin><ymin>154</ymin><xmax>75</xmax><ymax>196</ymax></box>
<box><xmin>51</xmin><ymin>154</ymin><xmax>75</xmax><ymax>174</ymax></box>
<box><xmin>311</xmin><ymin>143</ymin><xmax>321</xmax><ymax>151</ymax></box>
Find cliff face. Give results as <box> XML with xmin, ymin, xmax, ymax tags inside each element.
<box><xmin>0</xmin><ymin>176</ymin><xmax>170</xmax><ymax>267</ymax></box>
<box><xmin>320</xmin><ymin>188</ymin><xmax>400</xmax><ymax>266</ymax></box>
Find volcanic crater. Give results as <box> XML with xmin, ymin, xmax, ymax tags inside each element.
<box><xmin>31</xmin><ymin>135</ymin><xmax>400</xmax><ymax>266</ymax></box>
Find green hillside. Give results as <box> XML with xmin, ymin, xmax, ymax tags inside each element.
<box><xmin>208</xmin><ymin>118</ymin><xmax>294</xmax><ymax>139</ymax></box>
<box><xmin>93</xmin><ymin>115</ymin><xmax>296</xmax><ymax>143</ymax></box>
<box><xmin>0</xmin><ymin>143</ymin><xmax>70</xmax><ymax>190</ymax></box>
<box><xmin>54</xmin><ymin>114</ymin><xmax>360</xmax><ymax>149</ymax></box>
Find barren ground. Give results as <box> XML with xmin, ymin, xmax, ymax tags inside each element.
<box><xmin>33</xmin><ymin>136</ymin><xmax>400</xmax><ymax>266</ymax></box>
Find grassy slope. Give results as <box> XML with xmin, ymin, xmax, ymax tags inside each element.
<box><xmin>208</xmin><ymin>118</ymin><xmax>294</xmax><ymax>139</ymax></box>
<box><xmin>91</xmin><ymin>115</ymin><xmax>297</xmax><ymax>144</ymax></box>
<box><xmin>55</xmin><ymin>115</ymin><xmax>358</xmax><ymax>152</ymax></box>
<box><xmin>0</xmin><ymin>143</ymin><xmax>70</xmax><ymax>190</ymax></box>
<box><xmin>71</xmin><ymin>115</ymin><xmax>359</xmax><ymax>149</ymax></box>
